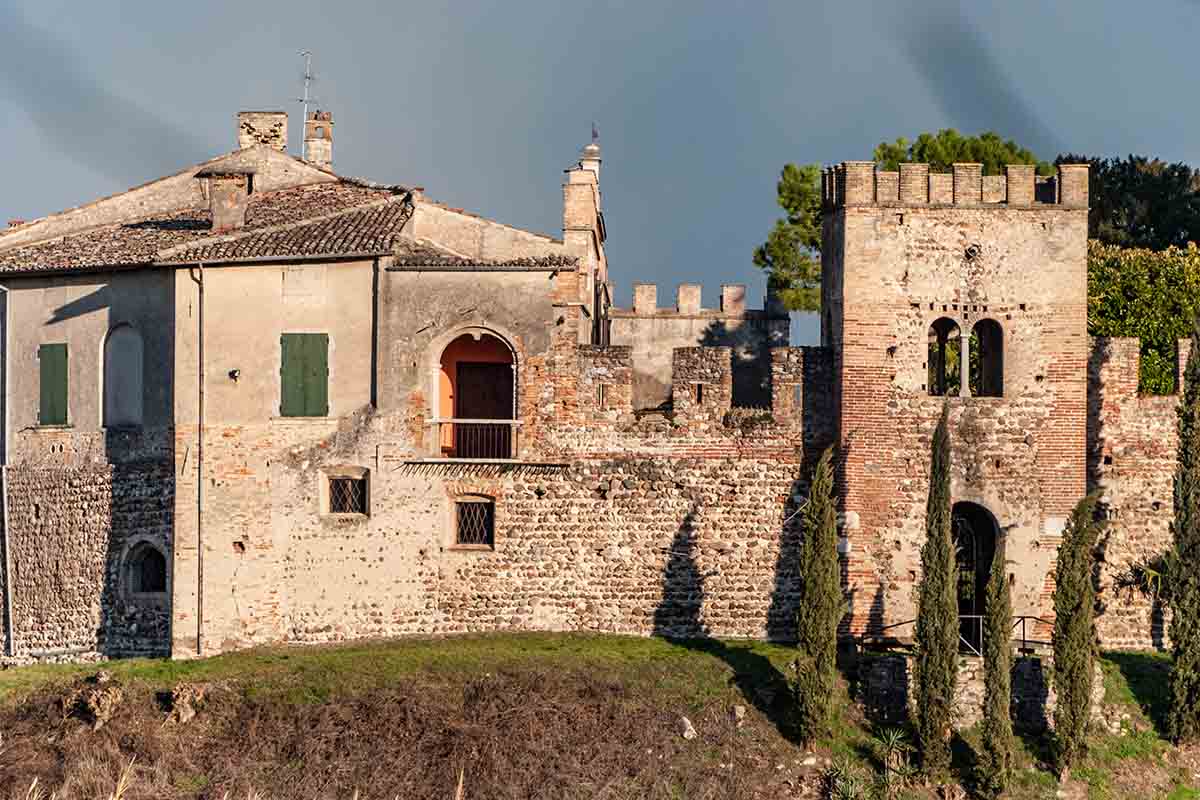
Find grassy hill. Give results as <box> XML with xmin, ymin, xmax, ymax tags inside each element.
<box><xmin>0</xmin><ymin>634</ymin><xmax>1196</xmax><ymax>799</ymax></box>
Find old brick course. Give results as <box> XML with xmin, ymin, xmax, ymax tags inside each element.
<box><xmin>0</xmin><ymin>156</ymin><xmax>1183</xmax><ymax>663</ymax></box>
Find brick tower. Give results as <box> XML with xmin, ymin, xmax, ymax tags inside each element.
<box><xmin>820</xmin><ymin>161</ymin><xmax>1090</xmax><ymax>637</ymax></box>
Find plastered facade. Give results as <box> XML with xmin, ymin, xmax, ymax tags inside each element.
<box><xmin>0</xmin><ymin>150</ymin><xmax>1182</xmax><ymax>661</ymax></box>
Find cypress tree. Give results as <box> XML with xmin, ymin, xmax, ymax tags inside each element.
<box><xmin>977</xmin><ymin>534</ymin><xmax>1014</xmax><ymax>798</ymax></box>
<box><xmin>793</xmin><ymin>447</ymin><xmax>843</xmax><ymax>744</ymax></box>
<box><xmin>1169</xmin><ymin>321</ymin><xmax>1200</xmax><ymax>742</ymax></box>
<box><xmin>914</xmin><ymin>404</ymin><xmax>957</xmax><ymax>775</ymax></box>
<box><xmin>1052</xmin><ymin>492</ymin><xmax>1102</xmax><ymax>775</ymax></box>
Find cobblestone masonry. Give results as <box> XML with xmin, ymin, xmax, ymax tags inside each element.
<box><xmin>4</xmin><ymin>464</ymin><xmax>171</xmax><ymax>658</ymax></box>
<box><xmin>863</xmin><ymin>653</ymin><xmax>1107</xmax><ymax>732</ymax></box>
<box><xmin>0</xmin><ymin>159</ymin><xmax>1186</xmax><ymax>659</ymax></box>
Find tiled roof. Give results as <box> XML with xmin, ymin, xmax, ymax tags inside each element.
<box><xmin>160</xmin><ymin>197</ymin><xmax>412</xmax><ymax>263</ymax></box>
<box><xmin>389</xmin><ymin>246</ymin><xmax>578</xmax><ymax>269</ymax></box>
<box><xmin>0</xmin><ymin>183</ymin><xmax>404</xmax><ymax>273</ymax></box>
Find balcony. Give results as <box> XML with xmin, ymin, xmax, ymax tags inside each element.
<box><xmin>433</xmin><ymin>418</ymin><xmax>521</xmax><ymax>461</ymax></box>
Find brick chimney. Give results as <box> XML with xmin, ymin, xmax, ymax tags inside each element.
<box><xmin>197</xmin><ymin>167</ymin><xmax>255</xmax><ymax>231</ymax></box>
<box><xmin>237</xmin><ymin>111</ymin><xmax>288</xmax><ymax>152</ymax></box>
<box><xmin>303</xmin><ymin>110</ymin><xmax>333</xmax><ymax>168</ymax></box>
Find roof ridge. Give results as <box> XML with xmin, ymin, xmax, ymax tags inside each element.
<box><xmin>0</xmin><ymin>147</ymin><xmax>273</xmax><ymax>252</ymax></box>
<box><xmin>156</xmin><ymin>192</ymin><xmax>411</xmax><ymax>259</ymax></box>
<box><xmin>0</xmin><ymin>146</ymin><xmax>349</xmax><ymax>253</ymax></box>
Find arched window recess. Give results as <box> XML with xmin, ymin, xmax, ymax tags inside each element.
<box><xmin>927</xmin><ymin>317</ymin><xmax>962</xmax><ymax>397</ymax></box>
<box><xmin>434</xmin><ymin>328</ymin><xmax>519</xmax><ymax>459</ymax></box>
<box><xmin>969</xmin><ymin>319</ymin><xmax>1004</xmax><ymax>398</ymax></box>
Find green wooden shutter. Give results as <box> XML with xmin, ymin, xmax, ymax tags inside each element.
<box><xmin>280</xmin><ymin>333</ymin><xmax>328</xmax><ymax>417</ymax></box>
<box><xmin>305</xmin><ymin>333</ymin><xmax>329</xmax><ymax>416</ymax></box>
<box><xmin>38</xmin><ymin>343</ymin><xmax>68</xmax><ymax>425</ymax></box>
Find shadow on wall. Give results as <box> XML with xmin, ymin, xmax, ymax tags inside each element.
<box><xmin>94</xmin><ymin>279</ymin><xmax>175</xmax><ymax>660</ymax></box>
<box><xmin>699</xmin><ymin>319</ymin><xmax>785</xmax><ymax>409</ymax></box>
<box><xmin>652</xmin><ymin>505</ymin><xmax>801</xmax><ymax>743</ymax></box>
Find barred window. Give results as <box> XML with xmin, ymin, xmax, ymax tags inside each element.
<box><xmin>329</xmin><ymin>476</ymin><xmax>368</xmax><ymax>515</ymax></box>
<box><xmin>455</xmin><ymin>498</ymin><xmax>495</xmax><ymax>548</ymax></box>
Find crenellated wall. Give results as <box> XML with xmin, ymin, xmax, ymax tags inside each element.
<box><xmin>609</xmin><ymin>282</ymin><xmax>789</xmax><ymax>410</ymax></box>
<box><xmin>1088</xmin><ymin>336</ymin><xmax>1191</xmax><ymax>649</ymax></box>
<box><xmin>822</xmin><ymin>161</ymin><xmax>1088</xmax><ymax>209</ymax></box>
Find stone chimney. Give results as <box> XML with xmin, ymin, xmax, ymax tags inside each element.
<box><xmin>197</xmin><ymin>168</ymin><xmax>255</xmax><ymax>231</ymax></box>
<box><xmin>303</xmin><ymin>110</ymin><xmax>334</xmax><ymax>168</ymax></box>
<box><xmin>237</xmin><ymin>111</ymin><xmax>288</xmax><ymax>152</ymax></box>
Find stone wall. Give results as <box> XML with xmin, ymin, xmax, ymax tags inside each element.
<box><xmin>1088</xmin><ymin>336</ymin><xmax>1191</xmax><ymax>649</ymax></box>
<box><xmin>863</xmin><ymin>652</ymin><xmax>1106</xmax><ymax>731</ymax></box>
<box><xmin>827</xmin><ymin>162</ymin><xmax>1090</xmax><ymax>638</ymax></box>
<box><xmin>609</xmin><ymin>283</ymin><xmax>788</xmax><ymax>410</ymax></box>
<box><xmin>3</xmin><ymin>464</ymin><xmax>171</xmax><ymax>659</ymax></box>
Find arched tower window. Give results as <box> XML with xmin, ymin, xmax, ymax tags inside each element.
<box><xmin>927</xmin><ymin>318</ymin><xmax>961</xmax><ymax>396</ymax></box>
<box><xmin>104</xmin><ymin>324</ymin><xmax>143</xmax><ymax>427</ymax></box>
<box><xmin>970</xmin><ymin>319</ymin><xmax>1004</xmax><ymax>397</ymax></box>
<box><xmin>127</xmin><ymin>543</ymin><xmax>166</xmax><ymax>594</ymax></box>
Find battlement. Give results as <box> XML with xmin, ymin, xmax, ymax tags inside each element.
<box><xmin>822</xmin><ymin>162</ymin><xmax>1088</xmax><ymax>210</ymax></box>
<box><xmin>1089</xmin><ymin>337</ymin><xmax>1193</xmax><ymax>400</ymax></box>
<box><xmin>610</xmin><ymin>283</ymin><xmax>788</xmax><ymax>319</ymax></box>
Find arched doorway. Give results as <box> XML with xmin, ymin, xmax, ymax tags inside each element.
<box><xmin>952</xmin><ymin>501</ymin><xmax>999</xmax><ymax>653</ymax></box>
<box><xmin>438</xmin><ymin>331</ymin><xmax>516</xmax><ymax>458</ymax></box>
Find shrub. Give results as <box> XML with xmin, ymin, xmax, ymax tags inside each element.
<box><xmin>1053</xmin><ymin>492</ymin><xmax>1103</xmax><ymax>774</ymax></box>
<box><xmin>913</xmin><ymin>404</ymin><xmax>957</xmax><ymax>775</ymax></box>
<box><xmin>793</xmin><ymin>447</ymin><xmax>843</xmax><ymax>744</ymax></box>
<box><xmin>976</xmin><ymin>534</ymin><xmax>1014</xmax><ymax>798</ymax></box>
<box><xmin>1170</xmin><ymin>321</ymin><xmax>1200</xmax><ymax>742</ymax></box>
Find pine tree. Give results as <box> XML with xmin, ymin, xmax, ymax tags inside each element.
<box><xmin>914</xmin><ymin>404</ymin><xmax>957</xmax><ymax>775</ymax></box>
<box><xmin>1169</xmin><ymin>321</ymin><xmax>1200</xmax><ymax>742</ymax></box>
<box><xmin>977</xmin><ymin>535</ymin><xmax>1014</xmax><ymax>798</ymax></box>
<box><xmin>1052</xmin><ymin>492</ymin><xmax>1103</xmax><ymax>775</ymax></box>
<box><xmin>793</xmin><ymin>447</ymin><xmax>843</xmax><ymax>744</ymax></box>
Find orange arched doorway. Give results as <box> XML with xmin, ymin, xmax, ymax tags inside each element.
<box><xmin>438</xmin><ymin>332</ymin><xmax>515</xmax><ymax>458</ymax></box>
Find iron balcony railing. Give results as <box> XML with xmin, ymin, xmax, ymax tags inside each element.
<box><xmin>433</xmin><ymin>419</ymin><xmax>521</xmax><ymax>460</ymax></box>
<box><xmin>859</xmin><ymin>615</ymin><xmax>1052</xmax><ymax>658</ymax></box>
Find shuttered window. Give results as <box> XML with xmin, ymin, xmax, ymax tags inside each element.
<box><xmin>280</xmin><ymin>333</ymin><xmax>329</xmax><ymax>417</ymax></box>
<box><xmin>38</xmin><ymin>343</ymin><xmax>68</xmax><ymax>425</ymax></box>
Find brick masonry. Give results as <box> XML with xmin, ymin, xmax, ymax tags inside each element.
<box><xmin>0</xmin><ymin>159</ymin><xmax>1184</xmax><ymax>660</ymax></box>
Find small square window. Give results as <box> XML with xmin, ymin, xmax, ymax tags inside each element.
<box><xmin>455</xmin><ymin>498</ymin><xmax>495</xmax><ymax>548</ymax></box>
<box><xmin>328</xmin><ymin>476</ymin><xmax>368</xmax><ymax>515</ymax></box>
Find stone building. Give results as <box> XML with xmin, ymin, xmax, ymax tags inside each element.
<box><xmin>0</xmin><ymin>112</ymin><xmax>1175</xmax><ymax>661</ymax></box>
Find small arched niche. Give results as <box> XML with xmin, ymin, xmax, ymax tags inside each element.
<box><xmin>970</xmin><ymin>319</ymin><xmax>1004</xmax><ymax>397</ymax></box>
<box><xmin>126</xmin><ymin>543</ymin><xmax>167</xmax><ymax>595</ymax></box>
<box><xmin>927</xmin><ymin>317</ymin><xmax>961</xmax><ymax>396</ymax></box>
<box><xmin>104</xmin><ymin>324</ymin><xmax>144</xmax><ymax>428</ymax></box>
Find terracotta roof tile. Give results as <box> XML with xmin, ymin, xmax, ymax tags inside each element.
<box><xmin>160</xmin><ymin>198</ymin><xmax>413</xmax><ymax>263</ymax></box>
<box><xmin>0</xmin><ymin>182</ymin><xmax>403</xmax><ymax>273</ymax></box>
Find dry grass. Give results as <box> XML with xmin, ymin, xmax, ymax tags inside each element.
<box><xmin>0</xmin><ymin>635</ymin><xmax>1195</xmax><ymax>799</ymax></box>
<box><xmin>0</xmin><ymin>635</ymin><xmax>818</xmax><ymax>800</ymax></box>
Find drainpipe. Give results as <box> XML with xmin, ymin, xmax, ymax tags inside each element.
<box><xmin>0</xmin><ymin>284</ymin><xmax>12</xmax><ymax>657</ymax></box>
<box><xmin>190</xmin><ymin>264</ymin><xmax>206</xmax><ymax>657</ymax></box>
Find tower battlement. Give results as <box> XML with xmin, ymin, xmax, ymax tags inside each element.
<box><xmin>609</xmin><ymin>283</ymin><xmax>787</xmax><ymax>319</ymax></box>
<box><xmin>822</xmin><ymin>161</ymin><xmax>1088</xmax><ymax>209</ymax></box>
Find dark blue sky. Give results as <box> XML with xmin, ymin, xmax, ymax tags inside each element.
<box><xmin>1</xmin><ymin>1</ymin><xmax>1197</xmax><ymax>343</ymax></box>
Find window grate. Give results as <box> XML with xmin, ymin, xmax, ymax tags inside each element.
<box><xmin>456</xmin><ymin>500</ymin><xmax>495</xmax><ymax>547</ymax></box>
<box><xmin>329</xmin><ymin>477</ymin><xmax>367</xmax><ymax>514</ymax></box>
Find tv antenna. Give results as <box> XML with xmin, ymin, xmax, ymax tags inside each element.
<box><xmin>296</xmin><ymin>50</ymin><xmax>318</xmax><ymax>142</ymax></box>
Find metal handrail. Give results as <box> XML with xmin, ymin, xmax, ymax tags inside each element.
<box><xmin>858</xmin><ymin>614</ymin><xmax>1053</xmax><ymax>656</ymax></box>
